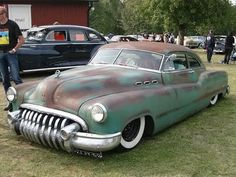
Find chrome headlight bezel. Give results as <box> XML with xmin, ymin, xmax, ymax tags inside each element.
<box><xmin>90</xmin><ymin>103</ymin><xmax>107</xmax><ymax>123</ymax></box>
<box><xmin>6</xmin><ymin>87</ymin><xmax>17</xmax><ymax>102</ymax></box>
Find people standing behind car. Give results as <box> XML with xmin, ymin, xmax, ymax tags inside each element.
<box><xmin>205</xmin><ymin>30</ymin><xmax>215</xmax><ymax>63</ymax></box>
<box><xmin>164</xmin><ymin>32</ymin><xmax>169</xmax><ymax>43</ymax></box>
<box><xmin>223</xmin><ymin>32</ymin><xmax>235</xmax><ymax>64</ymax></box>
<box><xmin>169</xmin><ymin>33</ymin><xmax>175</xmax><ymax>43</ymax></box>
<box><xmin>0</xmin><ymin>6</ymin><xmax>25</xmax><ymax>110</ymax></box>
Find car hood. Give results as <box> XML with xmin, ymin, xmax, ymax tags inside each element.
<box><xmin>24</xmin><ymin>65</ymin><xmax>161</xmax><ymax>113</ymax></box>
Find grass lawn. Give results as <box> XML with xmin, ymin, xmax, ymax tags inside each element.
<box><xmin>0</xmin><ymin>49</ymin><xmax>235</xmax><ymax>177</ymax></box>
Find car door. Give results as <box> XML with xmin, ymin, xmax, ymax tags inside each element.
<box><xmin>42</xmin><ymin>29</ymin><xmax>73</xmax><ymax>68</ymax></box>
<box><xmin>68</xmin><ymin>29</ymin><xmax>106</xmax><ymax>65</ymax></box>
<box><xmin>18</xmin><ymin>29</ymin><xmax>71</xmax><ymax>71</ymax></box>
<box><xmin>161</xmin><ymin>52</ymin><xmax>202</xmax><ymax>113</ymax></box>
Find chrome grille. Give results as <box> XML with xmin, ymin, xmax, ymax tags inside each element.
<box><xmin>18</xmin><ymin>107</ymin><xmax>78</xmax><ymax>151</ymax></box>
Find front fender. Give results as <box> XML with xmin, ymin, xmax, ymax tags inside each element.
<box><xmin>78</xmin><ymin>86</ymin><xmax>176</xmax><ymax>135</ymax></box>
<box><xmin>10</xmin><ymin>81</ymin><xmax>40</xmax><ymax>111</ymax></box>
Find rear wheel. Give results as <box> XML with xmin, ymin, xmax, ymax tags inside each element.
<box><xmin>120</xmin><ymin>117</ymin><xmax>145</xmax><ymax>149</ymax></box>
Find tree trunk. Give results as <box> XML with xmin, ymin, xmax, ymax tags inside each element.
<box><xmin>178</xmin><ymin>24</ymin><xmax>186</xmax><ymax>45</ymax></box>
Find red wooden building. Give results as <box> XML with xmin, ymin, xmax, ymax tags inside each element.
<box><xmin>0</xmin><ymin>0</ymin><xmax>98</xmax><ymax>29</ymax></box>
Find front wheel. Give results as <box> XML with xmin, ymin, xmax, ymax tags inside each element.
<box><xmin>120</xmin><ymin>117</ymin><xmax>145</xmax><ymax>149</ymax></box>
<box><xmin>209</xmin><ymin>94</ymin><xmax>218</xmax><ymax>106</ymax></box>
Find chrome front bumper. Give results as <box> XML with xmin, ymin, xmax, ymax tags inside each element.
<box><xmin>65</xmin><ymin>132</ymin><xmax>121</xmax><ymax>152</ymax></box>
<box><xmin>8</xmin><ymin>110</ymin><xmax>121</xmax><ymax>153</ymax></box>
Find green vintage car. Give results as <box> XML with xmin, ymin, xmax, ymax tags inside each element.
<box><xmin>7</xmin><ymin>42</ymin><xmax>229</xmax><ymax>157</ymax></box>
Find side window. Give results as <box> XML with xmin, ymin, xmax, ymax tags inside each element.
<box><xmin>69</xmin><ymin>30</ymin><xmax>88</xmax><ymax>42</ymax></box>
<box><xmin>46</xmin><ymin>30</ymin><xmax>66</xmax><ymax>41</ymax></box>
<box><xmin>163</xmin><ymin>55</ymin><xmax>175</xmax><ymax>71</ymax></box>
<box><xmin>187</xmin><ymin>54</ymin><xmax>201</xmax><ymax>68</ymax></box>
<box><xmin>164</xmin><ymin>53</ymin><xmax>187</xmax><ymax>71</ymax></box>
<box><xmin>88</xmin><ymin>32</ymin><xmax>102</xmax><ymax>42</ymax></box>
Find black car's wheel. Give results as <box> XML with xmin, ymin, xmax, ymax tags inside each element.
<box><xmin>120</xmin><ymin>117</ymin><xmax>145</xmax><ymax>149</ymax></box>
<box><xmin>209</xmin><ymin>94</ymin><xmax>218</xmax><ymax>106</ymax></box>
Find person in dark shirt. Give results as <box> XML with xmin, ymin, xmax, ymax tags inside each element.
<box><xmin>223</xmin><ymin>32</ymin><xmax>235</xmax><ymax>64</ymax></box>
<box><xmin>205</xmin><ymin>30</ymin><xmax>215</xmax><ymax>63</ymax></box>
<box><xmin>0</xmin><ymin>6</ymin><xmax>25</xmax><ymax>110</ymax></box>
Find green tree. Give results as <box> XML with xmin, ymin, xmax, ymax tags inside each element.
<box><xmin>90</xmin><ymin>0</ymin><xmax>124</xmax><ymax>35</ymax></box>
<box><xmin>121</xmin><ymin>0</ymin><xmax>161</xmax><ymax>34</ymax></box>
<box><xmin>90</xmin><ymin>0</ymin><xmax>236</xmax><ymax>41</ymax></box>
<box><xmin>151</xmin><ymin>0</ymin><xmax>231</xmax><ymax>44</ymax></box>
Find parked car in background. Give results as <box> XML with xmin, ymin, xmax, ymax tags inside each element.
<box><xmin>127</xmin><ymin>34</ymin><xmax>145</xmax><ymax>41</ymax></box>
<box><xmin>214</xmin><ymin>35</ymin><xmax>226</xmax><ymax>54</ymax></box>
<box><xmin>231</xmin><ymin>46</ymin><xmax>236</xmax><ymax>62</ymax></box>
<box><xmin>109</xmin><ymin>35</ymin><xmax>138</xmax><ymax>42</ymax></box>
<box><xmin>7</xmin><ymin>42</ymin><xmax>229</xmax><ymax>157</ymax></box>
<box><xmin>17</xmin><ymin>25</ymin><xmax>107</xmax><ymax>73</ymax></box>
<box><xmin>184</xmin><ymin>36</ymin><xmax>205</xmax><ymax>48</ymax></box>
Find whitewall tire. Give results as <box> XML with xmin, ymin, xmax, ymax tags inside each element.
<box><xmin>120</xmin><ymin>117</ymin><xmax>145</xmax><ymax>149</ymax></box>
<box><xmin>210</xmin><ymin>94</ymin><xmax>218</xmax><ymax>106</ymax></box>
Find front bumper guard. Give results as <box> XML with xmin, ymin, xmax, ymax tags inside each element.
<box><xmin>65</xmin><ymin>132</ymin><xmax>121</xmax><ymax>152</ymax></box>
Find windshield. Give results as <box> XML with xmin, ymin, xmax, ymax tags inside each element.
<box><xmin>90</xmin><ymin>49</ymin><xmax>163</xmax><ymax>70</ymax></box>
<box><xmin>215</xmin><ymin>36</ymin><xmax>226</xmax><ymax>42</ymax></box>
<box><xmin>26</xmin><ymin>29</ymin><xmax>46</xmax><ymax>41</ymax></box>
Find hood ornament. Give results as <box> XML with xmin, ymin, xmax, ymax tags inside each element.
<box><xmin>55</xmin><ymin>70</ymin><xmax>61</xmax><ymax>78</ymax></box>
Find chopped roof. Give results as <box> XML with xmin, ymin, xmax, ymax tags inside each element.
<box><xmin>100</xmin><ymin>42</ymin><xmax>192</xmax><ymax>54</ymax></box>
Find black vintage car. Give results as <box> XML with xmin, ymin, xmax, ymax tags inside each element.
<box><xmin>213</xmin><ymin>35</ymin><xmax>226</xmax><ymax>54</ymax></box>
<box><xmin>17</xmin><ymin>25</ymin><xmax>108</xmax><ymax>72</ymax></box>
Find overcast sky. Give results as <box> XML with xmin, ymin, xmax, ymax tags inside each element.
<box><xmin>230</xmin><ymin>0</ymin><xmax>236</xmax><ymax>5</ymax></box>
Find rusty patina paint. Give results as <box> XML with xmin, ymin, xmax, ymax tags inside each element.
<box><xmin>99</xmin><ymin>42</ymin><xmax>192</xmax><ymax>55</ymax></box>
<box><xmin>11</xmin><ymin>42</ymin><xmax>229</xmax><ymax>136</ymax></box>
<box><xmin>22</xmin><ymin>65</ymin><xmax>162</xmax><ymax>114</ymax></box>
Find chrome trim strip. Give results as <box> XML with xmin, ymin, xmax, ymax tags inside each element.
<box><xmin>68</xmin><ymin>132</ymin><xmax>122</xmax><ymax>152</ymax></box>
<box><xmin>20</xmin><ymin>103</ymin><xmax>88</xmax><ymax>131</ymax></box>
<box><xmin>21</xmin><ymin>65</ymin><xmax>82</xmax><ymax>73</ymax></box>
<box><xmin>23</xmin><ymin>42</ymin><xmax>104</xmax><ymax>46</ymax></box>
<box><xmin>91</xmin><ymin>64</ymin><xmax>162</xmax><ymax>73</ymax></box>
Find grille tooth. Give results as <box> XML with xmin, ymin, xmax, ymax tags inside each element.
<box><xmin>39</xmin><ymin>115</ymin><xmax>49</xmax><ymax>147</ymax></box>
<box><xmin>34</xmin><ymin>114</ymin><xmax>43</xmax><ymax>144</ymax></box>
<box><xmin>30</xmin><ymin>112</ymin><xmax>38</xmax><ymax>143</ymax></box>
<box><xmin>19</xmin><ymin>109</ymin><xmax>27</xmax><ymax>136</ymax></box>
<box><xmin>44</xmin><ymin>116</ymin><xmax>54</xmax><ymax>148</ymax></box>
<box><xmin>26</xmin><ymin>111</ymin><xmax>34</xmax><ymax>141</ymax></box>
<box><xmin>51</xmin><ymin>118</ymin><xmax>60</xmax><ymax>149</ymax></box>
<box><xmin>23</xmin><ymin>110</ymin><xmax>31</xmax><ymax>140</ymax></box>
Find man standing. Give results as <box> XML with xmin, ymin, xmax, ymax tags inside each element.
<box><xmin>223</xmin><ymin>32</ymin><xmax>235</xmax><ymax>64</ymax></box>
<box><xmin>205</xmin><ymin>30</ymin><xmax>215</xmax><ymax>63</ymax></box>
<box><xmin>0</xmin><ymin>6</ymin><xmax>25</xmax><ymax>110</ymax></box>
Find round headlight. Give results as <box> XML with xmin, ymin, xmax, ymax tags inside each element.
<box><xmin>90</xmin><ymin>103</ymin><xmax>107</xmax><ymax>123</ymax></box>
<box><xmin>6</xmin><ymin>87</ymin><xmax>17</xmax><ymax>102</ymax></box>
